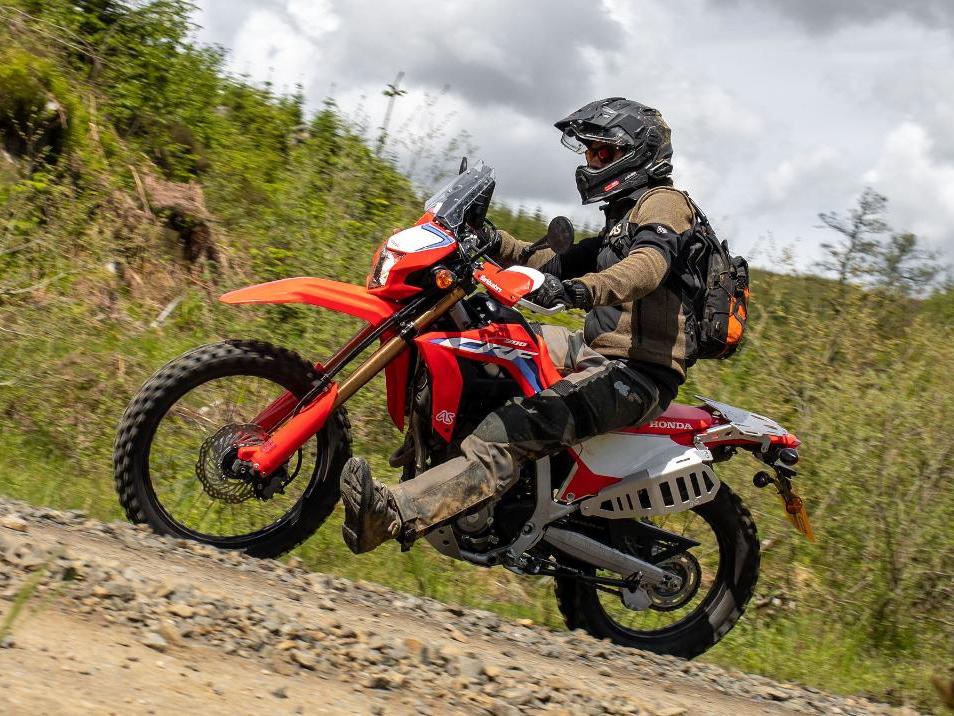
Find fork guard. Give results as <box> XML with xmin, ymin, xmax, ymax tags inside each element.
<box><xmin>236</xmin><ymin>383</ymin><xmax>340</xmax><ymax>476</ymax></box>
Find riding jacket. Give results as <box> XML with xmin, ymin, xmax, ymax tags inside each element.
<box><xmin>495</xmin><ymin>185</ymin><xmax>696</xmax><ymax>389</ymax></box>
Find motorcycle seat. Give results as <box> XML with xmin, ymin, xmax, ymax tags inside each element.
<box><xmin>623</xmin><ymin>402</ymin><xmax>715</xmax><ymax>435</ymax></box>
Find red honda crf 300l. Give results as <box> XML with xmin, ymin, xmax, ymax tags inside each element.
<box><xmin>114</xmin><ymin>161</ymin><xmax>812</xmax><ymax>658</ymax></box>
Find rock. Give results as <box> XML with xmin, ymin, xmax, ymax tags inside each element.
<box><xmin>458</xmin><ymin>656</ymin><xmax>485</xmax><ymax>683</ymax></box>
<box><xmin>364</xmin><ymin>674</ymin><xmax>391</xmax><ymax>690</ymax></box>
<box><xmin>483</xmin><ymin>664</ymin><xmax>502</xmax><ymax>680</ymax></box>
<box><xmin>94</xmin><ymin>581</ymin><xmax>136</xmax><ymax>601</ymax></box>
<box><xmin>403</xmin><ymin>637</ymin><xmax>426</xmax><ymax>660</ymax></box>
<box><xmin>290</xmin><ymin>649</ymin><xmax>317</xmax><ymax>670</ymax></box>
<box><xmin>500</xmin><ymin>687</ymin><xmax>534</xmax><ymax>706</ymax></box>
<box><xmin>761</xmin><ymin>687</ymin><xmax>792</xmax><ymax>701</ymax></box>
<box><xmin>364</xmin><ymin>635</ymin><xmax>386</xmax><ymax>651</ymax></box>
<box><xmin>0</xmin><ymin>515</ymin><xmax>28</xmax><ymax>532</ymax></box>
<box><xmin>168</xmin><ymin>603</ymin><xmax>195</xmax><ymax>618</ymax></box>
<box><xmin>157</xmin><ymin>621</ymin><xmax>183</xmax><ymax>647</ymax></box>
<box><xmin>167</xmin><ymin>586</ymin><xmax>195</xmax><ymax>604</ymax></box>
<box><xmin>271</xmin><ymin>686</ymin><xmax>288</xmax><ymax>699</ymax></box>
<box><xmin>491</xmin><ymin>704</ymin><xmax>521</xmax><ymax>716</ymax></box>
<box><xmin>142</xmin><ymin>632</ymin><xmax>168</xmax><ymax>653</ymax></box>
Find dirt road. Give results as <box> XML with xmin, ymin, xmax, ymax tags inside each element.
<box><xmin>0</xmin><ymin>499</ymin><xmax>916</xmax><ymax>715</ymax></box>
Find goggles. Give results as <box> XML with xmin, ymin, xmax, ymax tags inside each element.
<box><xmin>560</xmin><ymin>127</ymin><xmax>631</xmax><ymax>155</ymax></box>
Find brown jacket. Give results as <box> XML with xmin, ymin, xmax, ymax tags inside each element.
<box><xmin>496</xmin><ymin>186</ymin><xmax>696</xmax><ymax>380</ymax></box>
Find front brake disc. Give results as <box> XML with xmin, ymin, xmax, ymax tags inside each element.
<box><xmin>195</xmin><ymin>423</ymin><xmax>267</xmax><ymax>503</ymax></box>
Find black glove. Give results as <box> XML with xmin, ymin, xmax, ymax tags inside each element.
<box><xmin>532</xmin><ymin>273</ymin><xmax>569</xmax><ymax>308</ymax></box>
<box><xmin>482</xmin><ymin>228</ymin><xmax>502</xmax><ymax>257</ymax></box>
<box><xmin>562</xmin><ymin>280</ymin><xmax>593</xmax><ymax>310</ymax></box>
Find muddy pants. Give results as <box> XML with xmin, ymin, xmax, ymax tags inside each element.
<box><xmin>389</xmin><ymin>325</ymin><xmax>673</xmax><ymax>537</ymax></box>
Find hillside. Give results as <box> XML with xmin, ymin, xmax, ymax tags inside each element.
<box><xmin>0</xmin><ymin>2</ymin><xmax>952</xmax><ymax>712</ymax></box>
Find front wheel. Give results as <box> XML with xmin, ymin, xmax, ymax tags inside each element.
<box><xmin>554</xmin><ymin>484</ymin><xmax>759</xmax><ymax>659</ymax></box>
<box><xmin>113</xmin><ymin>340</ymin><xmax>352</xmax><ymax>558</ymax></box>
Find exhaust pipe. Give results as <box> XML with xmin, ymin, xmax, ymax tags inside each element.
<box><xmin>543</xmin><ymin>527</ymin><xmax>669</xmax><ymax>586</ymax></box>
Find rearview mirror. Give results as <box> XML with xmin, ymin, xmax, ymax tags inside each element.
<box><xmin>517</xmin><ymin>216</ymin><xmax>576</xmax><ymax>263</ymax></box>
<box><xmin>545</xmin><ymin>216</ymin><xmax>574</xmax><ymax>255</ymax></box>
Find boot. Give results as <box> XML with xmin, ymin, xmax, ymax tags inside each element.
<box><xmin>340</xmin><ymin>457</ymin><xmax>403</xmax><ymax>554</ymax></box>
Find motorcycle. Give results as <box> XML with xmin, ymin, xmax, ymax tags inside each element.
<box><xmin>114</xmin><ymin>160</ymin><xmax>813</xmax><ymax>658</ymax></box>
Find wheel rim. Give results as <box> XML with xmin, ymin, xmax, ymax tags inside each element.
<box><xmin>592</xmin><ymin>506</ymin><xmax>728</xmax><ymax>637</ymax></box>
<box><xmin>145</xmin><ymin>371</ymin><xmax>328</xmax><ymax>545</ymax></box>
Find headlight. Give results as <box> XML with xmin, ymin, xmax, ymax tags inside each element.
<box><xmin>368</xmin><ymin>248</ymin><xmax>400</xmax><ymax>289</ymax></box>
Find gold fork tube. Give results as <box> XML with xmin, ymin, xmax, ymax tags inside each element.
<box><xmin>332</xmin><ymin>287</ymin><xmax>466</xmax><ymax>408</ymax></box>
<box><xmin>242</xmin><ymin>287</ymin><xmax>466</xmax><ymax>476</ymax></box>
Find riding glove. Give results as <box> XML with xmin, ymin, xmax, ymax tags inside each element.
<box><xmin>562</xmin><ymin>280</ymin><xmax>594</xmax><ymax>310</ymax></box>
<box><xmin>533</xmin><ymin>274</ymin><xmax>569</xmax><ymax>308</ymax></box>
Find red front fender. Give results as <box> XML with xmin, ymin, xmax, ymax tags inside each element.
<box><xmin>220</xmin><ymin>277</ymin><xmax>409</xmax><ymax>430</ymax></box>
<box><xmin>220</xmin><ymin>277</ymin><xmax>399</xmax><ymax>325</ymax></box>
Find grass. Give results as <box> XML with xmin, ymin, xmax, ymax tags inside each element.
<box><xmin>0</xmin><ymin>3</ymin><xmax>949</xmax><ymax>709</ymax></box>
<box><xmin>0</xmin><ymin>563</ymin><xmax>52</xmax><ymax>641</ymax></box>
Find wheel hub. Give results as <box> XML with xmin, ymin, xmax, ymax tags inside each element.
<box><xmin>647</xmin><ymin>552</ymin><xmax>702</xmax><ymax>611</ymax></box>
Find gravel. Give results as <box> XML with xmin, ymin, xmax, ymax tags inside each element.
<box><xmin>0</xmin><ymin>497</ymin><xmax>926</xmax><ymax>716</ymax></box>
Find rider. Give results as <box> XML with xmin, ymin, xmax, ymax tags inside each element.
<box><xmin>341</xmin><ymin>97</ymin><xmax>703</xmax><ymax>554</ymax></box>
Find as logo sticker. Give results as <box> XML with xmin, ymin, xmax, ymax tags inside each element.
<box><xmin>436</xmin><ymin>410</ymin><xmax>455</xmax><ymax>425</ymax></box>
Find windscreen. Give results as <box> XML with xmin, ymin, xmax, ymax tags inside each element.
<box><xmin>424</xmin><ymin>161</ymin><xmax>495</xmax><ymax>233</ymax></box>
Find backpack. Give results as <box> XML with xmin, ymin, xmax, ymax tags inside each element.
<box><xmin>671</xmin><ymin>195</ymin><xmax>750</xmax><ymax>360</ymax></box>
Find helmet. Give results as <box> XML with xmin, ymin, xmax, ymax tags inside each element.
<box><xmin>555</xmin><ymin>97</ymin><xmax>674</xmax><ymax>205</ymax></box>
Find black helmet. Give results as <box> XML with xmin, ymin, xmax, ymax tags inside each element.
<box><xmin>555</xmin><ymin>97</ymin><xmax>674</xmax><ymax>205</ymax></box>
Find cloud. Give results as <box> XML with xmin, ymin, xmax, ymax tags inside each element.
<box><xmin>707</xmin><ymin>0</ymin><xmax>954</xmax><ymax>34</ymax></box>
<box><xmin>227</xmin><ymin>8</ymin><xmax>322</xmax><ymax>83</ymax></box>
<box><xmin>244</xmin><ymin>0</ymin><xmax>628</xmax><ymax>120</ymax></box>
<box><xmin>862</xmin><ymin>122</ymin><xmax>954</xmax><ymax>256</ymax></box>
<box><xmin>192</xmin><ymin>0</ymin><xmax>954</xmax><ymax>267</ymax></box>
<box><xmin>764</xmin><ymin>146</ymin><xmax>842</xmax><ymax>204</ymax></box>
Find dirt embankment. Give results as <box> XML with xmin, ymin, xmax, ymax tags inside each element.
<box><xmin>0</xmin><ymin>499</ymin><xmax>920</xmax><ymax>716</ymax></box>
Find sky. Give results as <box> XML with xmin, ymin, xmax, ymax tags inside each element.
<box><xmin>192</xmin><ymin>0</ymin><xmax>954</xmax><ymax>273</ymax></box>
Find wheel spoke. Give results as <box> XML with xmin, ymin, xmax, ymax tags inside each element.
<box><xmin>589</xmin><ymin>507</ymin><xmax>724</xmax><ymax>635</ymax></box>
<box><xmin>148</xmin><ymin>372</ymin><xmax>320</xmax><ymax>542</ymax></box>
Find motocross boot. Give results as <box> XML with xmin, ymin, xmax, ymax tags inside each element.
<box><xmin>340</xmin><ymin>457</ymin><xmax>404</xmax><ymax>554</ymax></box>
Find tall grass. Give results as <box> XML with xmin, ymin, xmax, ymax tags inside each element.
<box><xmin>0</xmin><ymin>2</ymin><xmax>951</xmax><ymax>710</ymax></box>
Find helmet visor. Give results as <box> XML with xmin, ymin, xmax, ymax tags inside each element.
<box><xmin>560</xmin><ymin>126</ymin><xmax>631</xmax><ymax>154</ymax></box>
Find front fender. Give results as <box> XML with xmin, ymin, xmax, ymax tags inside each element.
<box><xmin>221</xmin><ymin>277</ymin><xmax>409</xmax><ymax>431</ymax></box>
<box><xmin>220</xmin><ymin>277</ymin><xmax>399</xmax><ymax>325</ymax></box>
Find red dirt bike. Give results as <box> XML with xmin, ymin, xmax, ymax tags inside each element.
<box><xmin>114</xmin><ymin>161</ymin><xmax>812</xmax><ymax>658</ymax></box>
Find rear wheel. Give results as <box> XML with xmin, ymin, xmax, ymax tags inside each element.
<box><xmin>113</xmin><ymin>340</ymin><xmax>351</xmax><ymax>558</ymax></box>
<box><xmin>553</xmin><ymin>484</ymin><xmax>759</xmax><ymax>659</ymax></box>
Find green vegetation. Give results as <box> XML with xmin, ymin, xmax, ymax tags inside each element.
<box><xmin>0</xmin><ymin>2</ymin><xmax>951</xmax><ymax>711</ymax></box>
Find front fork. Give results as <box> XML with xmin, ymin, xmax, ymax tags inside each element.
<box><xmin>236</xmin><ymin>288</ymin><xmax>466</xmax><ymax>478</ymax></box>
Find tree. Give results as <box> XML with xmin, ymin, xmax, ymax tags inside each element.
<box><xmin>815</xmin><ymin>187</ymin><xmax>889</xmax><ymax>286</ymax></box>
<box><xmin>873</xmin><ymin>231</ymin><xmax>941</xmax><ymax>296</ymax></box>
<box><xmin>817</xmin><ymin>188</ymin><xmax>944</xmax><ymax>297</ymax></box>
